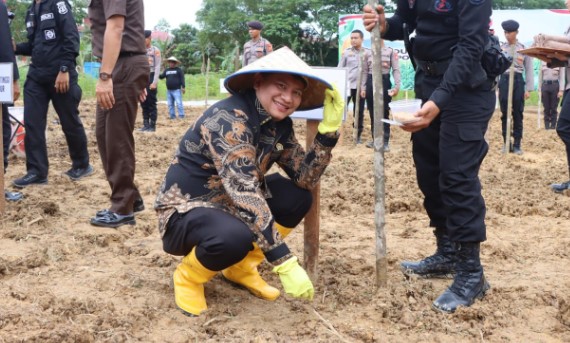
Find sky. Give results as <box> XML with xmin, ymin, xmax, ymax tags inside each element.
<box><xmin>144</xmin><ymin>0</ymin><xmax>203</xmax><ymax>30</ymax></box>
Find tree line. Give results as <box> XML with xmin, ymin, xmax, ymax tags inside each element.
<box><xmin>5</xmin><ymin>0</ymin><xmax>566</xmax><ymax>75</ymax></box>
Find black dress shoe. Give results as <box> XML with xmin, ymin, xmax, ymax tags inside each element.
<box><xmin>65</xmin><ymin>164</ymin><xmax>94</xmax><ymax>181</ymax></box>
<box><xmin>90</xmin><ymin>211</ymin><xmax>135</xmax><ymax>228</ymax></box>
<box><xmin>95</xmin><ymin>198</ymin><xmax>144</xmax><ymax>217</ymax></box>
<box><xmin>4</xmin><ymin>190</ymin><xmax>23</xmax><ymax>201</ymax></box>
<box><xmin>13</xmin><ymin>173</ymin><xmax>48</xmax><ymax>188</ymax></box>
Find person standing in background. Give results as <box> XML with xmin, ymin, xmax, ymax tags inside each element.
<box><xmin>0</xmin><ymin>0</ymin><xmax>22</xmax><ymax>201</ymax></box>
<box><xmin>242</xmin><ymin>21</ymin><xmax>273</xmax><ymax>67</ymax></box>
<box><xmin>498</xmin><ymin>20</ymin><xmax>534</xmax><ymax>155</ymax></box>
<box><xmin>540</xmin><ymin>61</ymin><xmax>564</xmax><ymax>130</ymax></box>
<box><xmin>12</xmin><ymin>0</ymin><xmax>93</xmax><ymax>188</ymax></box>
<box><xmin>88</xmin><ymin>0</ymin><xmax>148</xmax><ymax>228</ymax></box>
<box><xmin>338</xmin><ymin>29</ymin><xmax>369</xmax><ymax>144</ymax></box>
<box><xmin>138</xmin><ymin>29</ymin><xmax>161</xmax><ymax>132</ymax></box>
<box><xmin>159</xmin><ymin>56</ymin><xmax>185</xmax><ymax>120</ymax></box>
<box><xmin>364</xmin><ymin>40</ymin><xmax>400</xmax><ymax>151</ymax></box>
<box><xmin>545</xmin><ymin>0</ymin><xmax>570</xmax><ymax>194</ymax></box>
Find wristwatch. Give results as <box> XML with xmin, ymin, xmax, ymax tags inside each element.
<box><xmin>99</xmin><ymin>72</ymin><xmax>112</xmax><ymax>81</ymax></box>
<box><xmin>60</xmin><ymin>65</ymin><xmax>68</xmax><ymax>73</ymax></box>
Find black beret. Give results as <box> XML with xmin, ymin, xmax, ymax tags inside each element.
<box><xmin>501</xmin><ymin>20</ymin><xmax>519</xmax><ymax>32</ymax></box>
<box><xmin>247</xmin><ymin>21</ymin><xmax>264</xmax><ymax>30</ymax></box>
<box><xmin>144</xmin><ymin>30</ymin><xmax>152</xmax><ymax>38</ymax></box>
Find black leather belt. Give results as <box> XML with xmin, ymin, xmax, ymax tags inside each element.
<box><xmin>414</xmin><ymin>59</ymin><xmax>451</xmax><ymax>76</ymax></box>
<box><xmin>543</xmin><ymin>80</ymin><xmax>559</xmax><ymax>85</ymax></box>
<box><xmin>119</xmin><ymin>51</ymin><xmax>145</xmax><ymax>58</ymax></box>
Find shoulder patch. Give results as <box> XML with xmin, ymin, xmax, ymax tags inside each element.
<box><xmin>434</xmin><ymin>0</ymin><xmax>453</xmax><ymax>12</ymax></box>
<box><xmin>56</xmin><ymin>1</ymin><xmax>68</xmax><ymax>14</ymax></box>
<box><xmin>469</xmin><ymin>0</ymin><xmax>486</xmax><ymax>5</ymax></box>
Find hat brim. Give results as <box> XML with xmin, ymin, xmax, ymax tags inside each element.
<box><xmin>224</xmin><ymin>47</ymin><xmax>331</xmax><ymax>111</ymax></box>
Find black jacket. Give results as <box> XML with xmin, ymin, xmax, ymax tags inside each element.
<box><xmin>15</xmin><ymin>0</ymin><xmax>79</xmax><ymax>82</ymax></box>
<box><xmin>383</xmin><ymin>0</ymin><xmax>491</xmax><ymax>109</ymax></box>
<box><xmin>0</xmin><ymin>2</ymin><xmax>19</xmax><ymax>81</ymax></box>
<box><xmin>159</xmin><ymin>67</ymin><xmax>185</xmax><ymax>90</ymax></box>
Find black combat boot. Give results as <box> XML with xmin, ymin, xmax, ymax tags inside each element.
<box><xmin>432</xmin><ymin>242</ymin><xmax>490</xmax><ymax>313</ymax></box>
<box><xmin>138</xmin><ymin>119</ymin><xmax>149</xmax><ymax>132</ymax></box>
<box><xmin>400</xmin><ymin>229</ymin><xmax>456</xmax><ymax>278</ymax></box>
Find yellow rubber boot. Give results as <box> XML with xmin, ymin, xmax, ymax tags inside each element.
<box><xmin>173</xmin><ymin>248</ymin><xmax>217</xmax><ymax>316</ymax></box>
<box><xmin>221</xmin><ymin>223</ymin><xmax>294</xmax><ymax>301</ymax></box>
<box><xmin>275</xmin><ymin>223</ymin><xmax>293</xmax><ymax>239</ymax></box>
<box><xmin>222</xmin><ymin>243</ymin><xmax>281</xmax><ymax>300</ymax></box>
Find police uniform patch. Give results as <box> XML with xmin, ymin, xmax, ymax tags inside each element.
<box><xmin>41</xmin><ymin>13</ymin><xmax>54</xmax><ymax>21</ymax></box>
<box><xmin>469</xmin><ymin>0</ymin><xmax>486</xmax><ymax>5</ymax></box>
<box><xmin>56</xmin><ymin>1</ymin><xmax>68</xmax><ymax>14</ymax></box>
<box><xmin>44</xmin><ymin>29</ymin><xmax>56</xmax><ymax>40</ymax></box>
<box><xmin>434</xmin><ymin>0</ymin><xmax>453</xmax><ymax>12</ymax></box>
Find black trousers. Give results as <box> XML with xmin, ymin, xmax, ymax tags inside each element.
<box><xmin>557</xmin><ymin>90</ymin><xmax>570</xmax><ymax>178</ymax></box>
<box><xmin>162</xmin><ymin>173</ymin><xmax>313</xmax><ymax>271</ymax></box>
<box><xmin>499</xmin><ymin>73</ymin><xmax>525</xmax><ymax>146</ymax></box>
<box><xmin>347</xmin><ymin>88</ymin><xmax>365</xmax><ymax>137</ymax></box>
<box><xmin>365</xmin><ymin>74</ymin><xmax>392</xmax><ymax>144</ymax></box>
<box><xmin>541</xmin><ymin>82</ymin><xmax>560</xmax><ymax>129</ymax></box>
<box><xmin>23</xmin><ymin>71</ymin><xmax>89</xmax><ymax>177</ymax></box>
<box><xmin>414</xmin><ymin>71</ymin><xmax>495</xmax><ymax>243</ymax></box>
<box><xmin>2</xmin><ymin>104</ymin><xmax>12</xmax><ymax>172</ymax></box>
<box><xmin>140</xmin><ymin>72</ymin><xmax>157</xmax><ymax>123</ymax></box>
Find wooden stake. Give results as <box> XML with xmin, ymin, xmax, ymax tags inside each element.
<box><xmin>0</xmin><ymin>107</ymin><xmax>4</xmax><ymax>214</ymax></box>
<box><xmin>368</xmin><ymin>0</ymin><xmax>387</xmax><ymax>288</ymax></box>
<box><xmin>303</xmin><ymin>120</ymin><xmax>320</xmax><ymax>281</ymax></box>
<box><xmin>505</xmin><ymin>44</ymin><xmax>516</xmax><ymax>154</ymax></box>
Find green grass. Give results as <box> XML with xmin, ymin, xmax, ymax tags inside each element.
<box><xmin>18</xmin><ymin>66</ymin><xmax>227</xmax><ymax>102</ymax></box>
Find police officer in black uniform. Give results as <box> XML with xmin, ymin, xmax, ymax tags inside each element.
<box><xmin>364</xmin><ymin>0</ymin><xmax>494</xmax><ymax>313</ymax></box>
<box><xmin>0</xmin><ymin>0</ymin><xmax>23</xmax><ymax>201</ymax></box>
<box><xmin>12</xmin><ymin>0</ymin><xmax>92</xmax><ymax>188</ymax></box>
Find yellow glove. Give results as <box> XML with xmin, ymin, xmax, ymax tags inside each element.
<box><xmin>272</xmin><ymin>256</ymin><xmax>314</xmax><ymax>300</ymax></box>
<box><xmin>318</xmin><ymin>84</ymin><xmax>344</xmax><ymax>134</ymax></box>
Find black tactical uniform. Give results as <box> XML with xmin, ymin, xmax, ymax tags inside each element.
<box><xmin>380</xmin><ymin>0</ymin><xmax>494</xmax><ymax>313</ymax></box>
<box><xmin>14</xmin><ymin>0</ymin><xmax>90</xmax><ymax>185</ymax></box>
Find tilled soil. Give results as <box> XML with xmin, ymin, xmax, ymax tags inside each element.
<box><xmin>0</xmin><ymin>100</ymin><xmax>568</xmax><ymax>342</ymax></box>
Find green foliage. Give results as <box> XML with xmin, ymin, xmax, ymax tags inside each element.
<box><xmin>493</xmin><ymin>0</ymin><xmax>564</xmax><ymax>9</ymax></box>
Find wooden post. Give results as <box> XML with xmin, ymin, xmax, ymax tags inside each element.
<box><xmin>368</xmin><ymin>0</ymin><xmax>387</xmax><ymax>288</ymax></box>
<box><xmin>537</xmin><ymin>65</ymin><xmax>543</xmax><ymax>129</ymax></box>
<box><xmin>303</xmin><ymin>120</ymin><xmax>320</xmax><ymax>281</ymax></box>
<box><xmin>0</xmin><ymin>112</ymin><xmax>4</xmax><ymax>214</ymax></box>
<box><xmin>205</xmin><ymin>55</ymin><xmax>210</xmax><ymax>107</ymax></box>
<box><xmin>505</xmin><ymin>44</ymin><xmax>516</xmax><ymax>154</ymax></box>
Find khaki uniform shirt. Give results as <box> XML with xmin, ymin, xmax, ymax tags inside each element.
<box><xmin>146</xmin><ymin>45</ymin><xmax>161</xmax><ymax>84</ymax></box>
<box><xmin>242</xmin><ymin>37</ymin><xmax>273</xmax><ymax>66</ymax></box>
<box><xmin>338</xmin><ymin>47</ymin><xmax>368</xmax><ymax>90</ymax></box>
<box><xmin>365</xmin><ymin>47</ymin><xmax>402</xmax><ymax>89</ymax></box>
<box><xmin>88</xmin><ymin>0</ymin><xmax>145</xmax><ymax>58</ymax></box>
<box><xmin>541</xmin><ymin>61</ymin><xmax>564</xmax><ymax>91</ymax></box>
<box><xmin>501</xmin><ymin>41</ymin><xmax>534</xmax><ymax>92</ymax></box>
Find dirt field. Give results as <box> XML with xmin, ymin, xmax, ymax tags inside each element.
<box><xmin>0</xmin><ymin>100</ymin><xmax>568</xmax><ymax>342</ymax></box>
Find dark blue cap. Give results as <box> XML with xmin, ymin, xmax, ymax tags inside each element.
<box><xmin>144</xmin><ymin>30</ymin><xmax>152</xmax><ymax>38</ymax></box>
<box><xmin>247</xmin><ymin>21</ymin><xmax>264</xmax><ymax>30</ymax></box>
<box><xmin>501</xmin><ymin>20</ymin><xmax>519</xmax><ymax>32</ymax></box>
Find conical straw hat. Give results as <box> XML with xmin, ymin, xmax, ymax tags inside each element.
<box><xmin>224</xmin><ymin>46</ymin><xmax>331</xmax><ymax>111</ymax></box>
<box><xmin>166</xmin><ymin>56</ymin><xmax>180</xmax><ymax>63</ymax></box>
